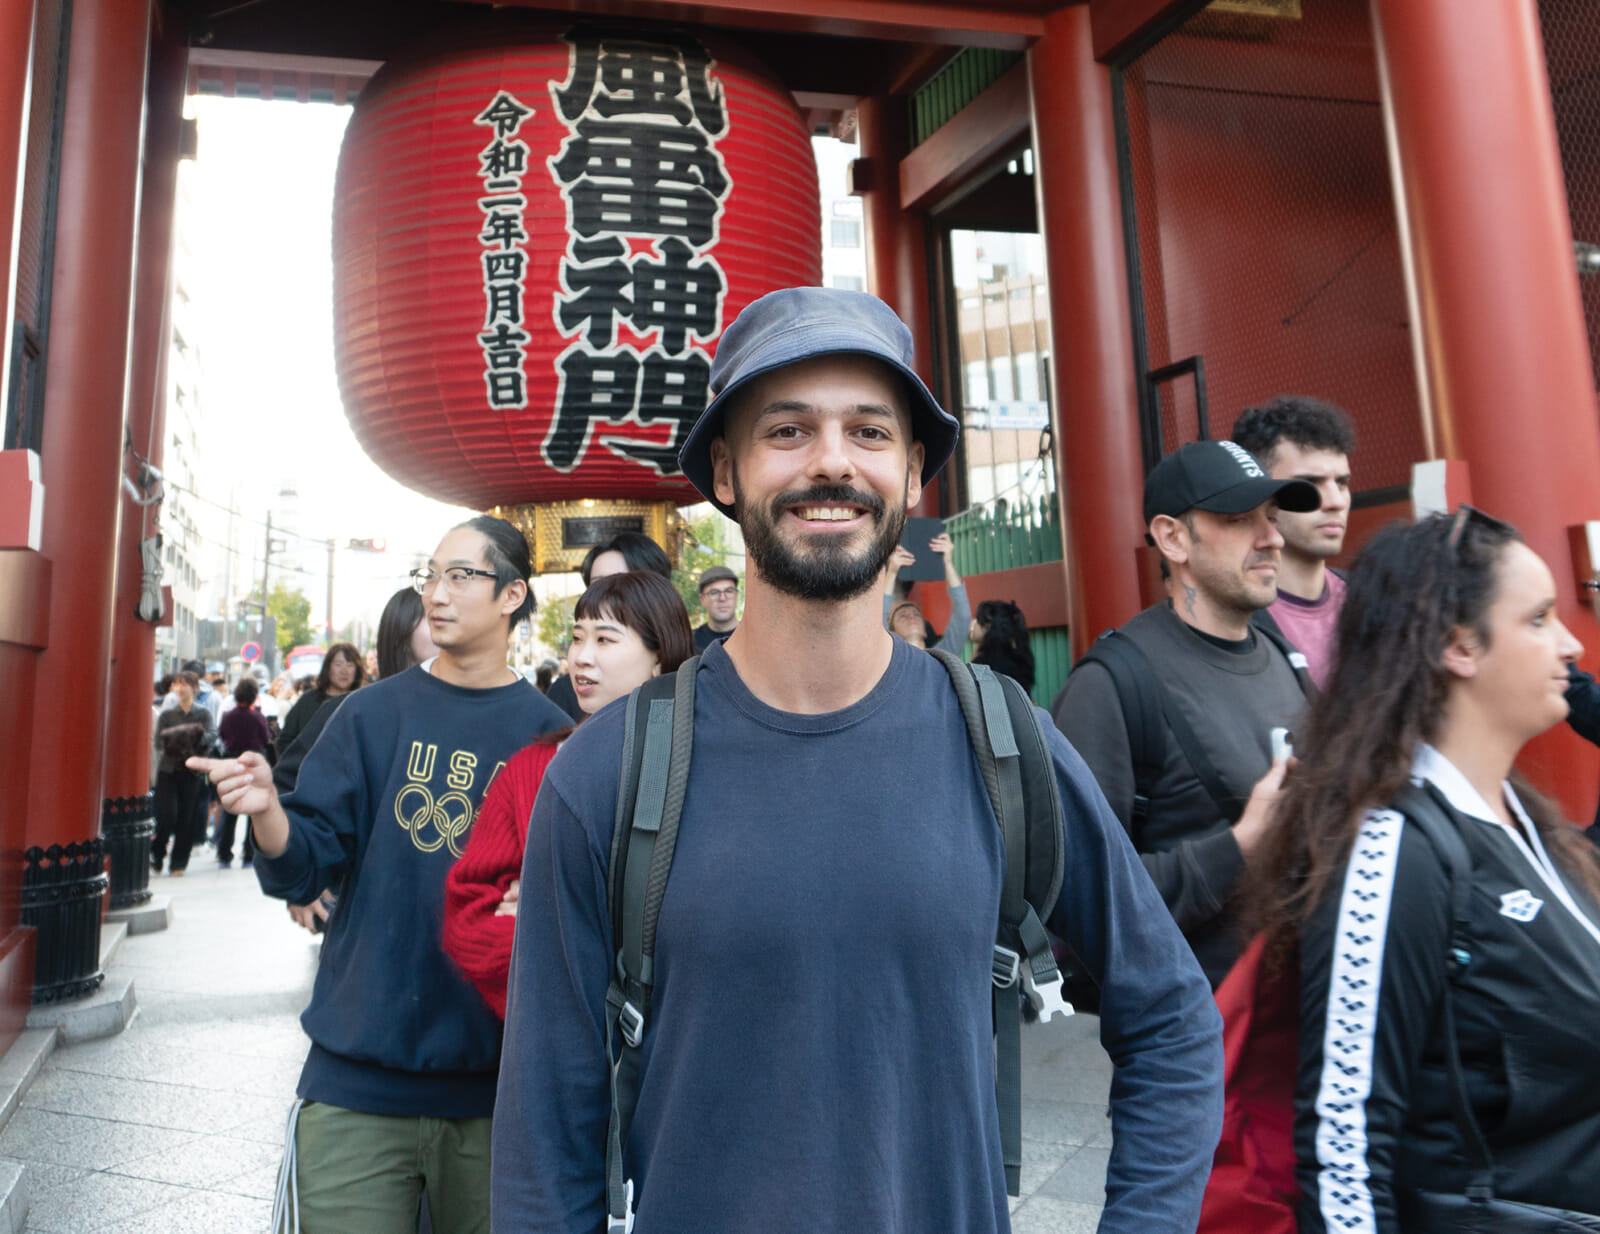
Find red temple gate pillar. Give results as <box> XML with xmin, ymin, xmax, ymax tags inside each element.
<box><xmin>0</xmin><ymin>0</ymin><xmax>36</xmax><ymax>418</ymax></box>
<box><xmin>1028</xmin><ymin>5</ymin><xmax>1146</xmax><ymax>658</ymax></box>
<box><xmin>856</xmin><ymin>92</ymin><xmax>946</xmax><ymax>624</ymax></box>
<box><xmin>0</xmin><ymin>0</ymin><xmax>46</xmax><ymax>1058</ymax></box>
<box><xmin>1373</xmin><ymin>0</ymin><xmax>1600</xmax><ymax>819</ymax></box>
<box><xmin>101</xmin><ymin>6</ymin><xmax>186</xmax><ymax>914</ymax></box>
<box><xmin>23</xmin><ymin>0</ymin><xmax>151</xmax><ymax>1003</ymax></box>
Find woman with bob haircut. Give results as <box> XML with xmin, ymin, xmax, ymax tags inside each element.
<box><xmin>444</xmin><ymin>571</ymin><xmax>694</xmax><ymax>1016</ymax></box>
<box><xmin>1249</xmin><ymin>508</ymin><xmax>1600</xmax><ymax>1231</ymax></box>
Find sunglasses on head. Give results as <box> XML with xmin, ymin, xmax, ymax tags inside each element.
<box><xmin>1445</xmin><ymin>503</ymin><xmax>1515</xmax><ymax>552</ymax></box>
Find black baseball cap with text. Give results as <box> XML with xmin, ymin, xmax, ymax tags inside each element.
<box><xmin>1143</xmin><ymin>440</ymin><xmax>1320</xmax><ymax>524</ymax></box>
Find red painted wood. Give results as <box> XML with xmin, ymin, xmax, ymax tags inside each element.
<box><xmin>858</xmin><ymin>92</ymin><xmax>941</xmax><ymax>522</ymax></box>
<box><xmin>0</xmin><ymin>0</ymin><xmax>34</xmax><ymax>419</ymax></box>
<box><xmin>333</xmin><ymin>31</ymin><xmax>820</xmax><ymax>510</ymax></box>
<box><xmin>961</xmin><ymin>560</ymin><xmax>1070</xmax><ymax>629</ymax></box>
<box><xmin>462</xmin><ymin>0</ymin><xmax>1045</xmax><ymax>50</ymax></box>
<box><xmin>1089</xmin><ymin>0</ymin><xmax>1203</xmax><ymax>65</ymax></box>
<box><xmin>0</xmin><ymin>550</ymin><xmax>50</xmax><ymax>649</ymax></box>
<box><xmin>1375</xmin><ymin>0</ymin><xmax>1600</xmax><ymax>820</ymax></box>
<box><xmin>1028</xmin><ymin>6</ymin><xmax>1146</xmax><ymax>658</ymax></box>
<box><xmin>24</xmin><ymin>0</ymin><xmax>151</xmax><ymax>851</ymax></box>
<box><xmin>0</xmin><ymin>629</ymin><xmax>42</xmax><ymax>1022</ymax></box>
<box><xmin>898</xmin><ymin>61</ymin><xmax>1030</xmax><ymax>212</ymax></box>
<box><xmin>1126</xmin><ymin>19</ymin><xmax>1421</xmax><ymax>493</ymax></box>
<box><xmin>0</xmin><ymin>451</ymin><xmax>42</xmax><ymax>549</ymax></box>
<box><xmin>103</xmin><ymin>7</ymin><xmax>186</xmax><ymax>802</ymax></box>
<box><xmin>859</xmin><ymin>92</ymin><xmax>935</xmax><ymax>392</ymax></box>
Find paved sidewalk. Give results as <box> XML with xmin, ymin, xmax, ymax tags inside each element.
<box><xmin>2</xmin><ymin>865</ymin><xmax>316</xmax><ymax>1232</ymax></box>
<box><xmin>0</xmin><ymin>864</ymin><xmax>1113</xmax><ymax>1232</ymax></box>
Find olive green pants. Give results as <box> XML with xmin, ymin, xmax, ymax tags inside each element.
<box><xmin>293</xmin><ymin>1100</ymin><xmax>492</xmax><ymax>1234</ymax></box>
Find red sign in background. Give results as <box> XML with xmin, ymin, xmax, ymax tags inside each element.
<box><xmin>333</xmin><ymin>29</ymin><xmax>823</xmax><ymax>512</ymax></box>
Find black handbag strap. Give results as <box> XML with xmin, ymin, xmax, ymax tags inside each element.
<box><xmin>1393</xmin><ymin>781</ymin><xmax>1497</xmax><ymax>1201</ymax></box>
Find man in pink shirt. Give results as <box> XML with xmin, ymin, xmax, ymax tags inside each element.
<box><xmin>1231</xmin><ymin>396</ymin><xmax>1356</xmax><ymax>688</ymax></box>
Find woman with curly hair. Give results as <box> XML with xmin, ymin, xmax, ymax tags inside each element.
<box><xmin>1249</xmin><ymin>509</ymin><xmax>1600</xmax><ymax>1231</ymax></box>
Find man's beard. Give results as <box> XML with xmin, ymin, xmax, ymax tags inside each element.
<box><xmin>733</xmin><ymin>469</ymin><xmax>908</xmax><ymax>602</ymax></box>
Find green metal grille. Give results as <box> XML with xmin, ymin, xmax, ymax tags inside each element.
<box><xmin>1026</xmin><ymin>625</ymin><xmax>1071</xmax><ymax>708</ymax></box>
<box><xmin>946</xmin><ymin>492</ymin><xmax>1062</xmax><ymax>578</ymax></box>
<box><xmin>909</xmin><ymin>49</ymin><xmax>1025</xmax><ymax>147</ymax></box>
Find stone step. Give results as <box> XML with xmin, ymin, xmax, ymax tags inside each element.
<box><xmin>105</xmin><ymin>893</ymin><xmax>171</xmax><ymax>936</ymax></box>
<box><xmin>99</xmin><ymin>921</ymin><xmax>128</xmax><ymax>971</ymax></box>
<box><xmin>24</xmin><ymin>974</ymin><xmax>136</xmax><ymax>1046</ymax></box>
<box><xmin>0</xmin><ymin>1026</ymin><xmax>61</xmax><ymax>1232</ymax></box>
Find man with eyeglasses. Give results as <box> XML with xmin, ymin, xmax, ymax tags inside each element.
<box><xmin>190</xmin><ymin>514</ymin><xmax>566</xmax><ymax>1233</ymax></box>
<box><xmin>692</xmin><ymin>564</ymin><xmax>741</xmax><ymax>651</ymax></box>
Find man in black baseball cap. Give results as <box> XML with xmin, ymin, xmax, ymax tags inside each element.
<box><xmin>492</xmin><ymin>287</ymin><xmax>1224</xmax><ymax>1233</ymax></box>
<box><xmin>1051</xmin><ymin>438</ymin><xmax>1321</xmax><ymax>987</ymax></box>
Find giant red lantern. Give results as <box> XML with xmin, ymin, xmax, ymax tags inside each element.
<box><xmin>333</xmin><ymin>26</ymin><xmax>822</xmax><ymax>567</ymax></box>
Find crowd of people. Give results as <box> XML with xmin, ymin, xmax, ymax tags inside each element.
<box><xmin>171</xmin><ymin>286</ymin><xmax>1600</xmax><ymax>1234</ymax></box>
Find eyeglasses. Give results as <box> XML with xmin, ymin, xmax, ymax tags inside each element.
<box><xmin>701</xmin><ymin>586</ymin><xmax>738</xmax><ymax>600</ymax></box>
<box><xmin>410</xmin><ymin>566</ymin><xmax>499</xmax><ymax>596</ymax></box>
<box><xmin>1445</xmin><ymin>503</ymin><xmax>1515</xmax><ymax>552</ymax></box>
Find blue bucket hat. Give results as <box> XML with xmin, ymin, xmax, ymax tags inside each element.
<box><xmin>676</xmin><ymin>287</ymin><xmax>961</xmax><ymax>516</ymax></box>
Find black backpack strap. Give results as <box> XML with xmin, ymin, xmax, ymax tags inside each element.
<box><xmin>1082</xmin><ymin>629</ymin><xmax>1244</xmax><ymax>825</ymax></box>
<box><xmin>1075</xmin><ymin>630</ymin><xmax>1166</xmax><ymax>833</ymax></box>
<box><xmin>603</xmin><ymin>656</ymin><xmax>700</xmax><ymax>1233</ymax></box>
<box><xmin>1391</xmin><ymin>781</ymin><xmax>1497</xmax><ymax>1202</ymax></box>
<box><xmin>931</xmin><ymin>650</ymin><xmax>1067</xmax><ymax>1197</ymax></box>
<box><xmin>1249</xmin><ymin>603</ymin><xmax>1287</xmax><ymax>646</ymax></box>
<box><xmin>1250</xmin><ymin>616</ymin><xmax>1318</xmax><ymax>703</ymax></box>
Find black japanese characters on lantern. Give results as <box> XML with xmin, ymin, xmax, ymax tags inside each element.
<box><xmin>544</xmin><ymin>31</ymin><xmax>731</xmax><ymax>477</ymax></box>
<box><xmin>476</xmin><ymin>91</ymin><xmax>536</xmax><ymax>410</ymax></box>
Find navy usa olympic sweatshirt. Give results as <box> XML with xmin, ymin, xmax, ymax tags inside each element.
<box><xmin>255</xmin><ymin>664</ymin><xmax>568</xmax><ymax>1118</ymax></box>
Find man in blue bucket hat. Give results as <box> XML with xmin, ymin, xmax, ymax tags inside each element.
<box><xmin>492</xmin><ymin>287</ymin><xmax>1221</xmax><ymax>1233</ymax></box>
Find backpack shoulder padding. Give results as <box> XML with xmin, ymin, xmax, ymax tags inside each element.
<box><xmin>1073</xmin><ymin>629</ymin><xmax>1166</xmax><ymax>827</ymax></box>
<box><xmin>929</xmin><ymin>650</ymin><xmax>1063</xmax><ymax>922</ymax></box>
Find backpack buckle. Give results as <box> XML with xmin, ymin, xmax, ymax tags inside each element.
<box><xmin>992</xmin><ymin>945</ymin><xmax>1021</xmax><ymax>988</ymax></box>
<box><xmin>619</xmin><ymin>1000</ymin><xmax>645</xmax><ymax>1049</ymax></box>
<box><xmin>1019</xmin><ymin>962</ymin><xmax>1074</xmax><ymax>1023</ymax></box>
<box><xmin>607</xmin><ymin>1178</ymin><xmax>635</xmax><ymax>1233</ymax></box>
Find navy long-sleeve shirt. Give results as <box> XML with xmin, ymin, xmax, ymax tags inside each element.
<box><xmin>254</xmin><ymin>664</ymin><xmax>568</xmax><ymax>1118</ymax></box>
<box><xmin>492</xmin><ymin>637</ymin><xmax>1222</xmax><ymax>1233</ymax></box>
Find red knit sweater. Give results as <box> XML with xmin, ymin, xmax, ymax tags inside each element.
<box><xmin>443</xmin><ymin>739</ymin><xmax>563</xmax><ymax>1019</ymax></box>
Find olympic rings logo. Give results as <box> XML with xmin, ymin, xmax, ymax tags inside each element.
<box><xmin>393</xmin><ymin>783</ymin><xmax>476</xmax><ymax>857</ymax></box>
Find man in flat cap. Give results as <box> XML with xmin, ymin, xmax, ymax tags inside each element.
<box><xmin>1052</xmin><ymin>439</ymin><xmax>1321</xmax><ymax>988</ymax></box>
<box><xmin>691</xmin><ymin>564</ymin><xmax>741</xmax><ymax>652</ymax></box>
<box><xmin>492</xmin><ymin>288</ymin><xmax>1222</xmax><ymax>1234</ymax></box>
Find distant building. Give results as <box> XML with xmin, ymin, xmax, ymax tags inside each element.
<box><xmin>815</xmin><ymin>137</ymin><xmax>866</xmax><ymax>294</ymax></box>
<box><xmin>155</xmin><ymin>175</ymin><xmax>208</xmax><ymax>671</ymax></box>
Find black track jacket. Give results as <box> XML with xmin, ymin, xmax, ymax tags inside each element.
<box><xmin>1296</xmin><ymin>745</ymin><xmax>1600</xmax><ymax>1232</ymax></box>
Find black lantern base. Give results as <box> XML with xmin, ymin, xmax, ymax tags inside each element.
<box><xmin>22</xmin><ymin>839</ymin><xmax>107</xmax><ymax>1005</ymax></box>
<box><xmin>103</xmin><ymin>794</ymin><xmax>155</xmax><ymax>909</ymax></box>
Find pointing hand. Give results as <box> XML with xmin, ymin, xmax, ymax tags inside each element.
<box><xmin>186</xmin><ymin>752</ymin><xmax>276</xmax><ymax>819</ymax></box>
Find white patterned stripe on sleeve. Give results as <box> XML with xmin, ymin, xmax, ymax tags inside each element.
<box><xmin>1314</xmin><ymin>808</ymin><xmax>1405</xmax><ymax>1233</ymax></box>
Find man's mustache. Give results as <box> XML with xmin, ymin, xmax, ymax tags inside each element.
<box><xmin>770</xmin><ymin>485</ymin><xmax>886</xmax><ymax>519</ymax></box>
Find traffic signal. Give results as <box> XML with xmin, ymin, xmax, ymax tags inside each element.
<box><xmin>347</xmin><ymin>538</ymin><xmax>387</xmax><ymax>552</ymax></box>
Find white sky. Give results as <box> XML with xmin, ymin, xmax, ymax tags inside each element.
<box><xmin>177</xmin><ymin>97</ymin><xmax>854</xmax><ymax>639</ymax></box>
<box><xmin>180</xmin><ymin>95</ymin><xmax>474</xmax><ymax>636</ymax></box>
